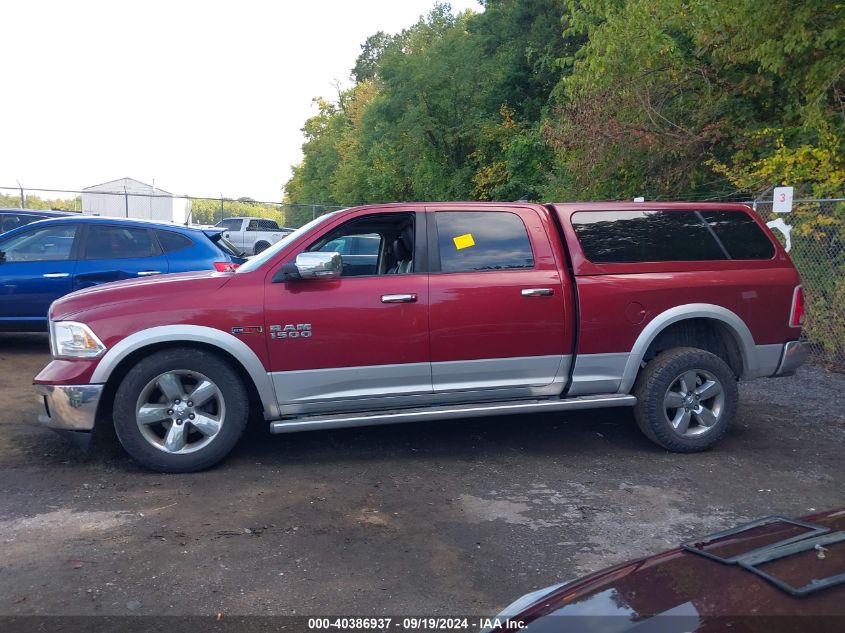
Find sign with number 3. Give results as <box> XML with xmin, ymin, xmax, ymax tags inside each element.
<box><xmin>773</xmin><ymin>186</ymin><xmax>794</xmax><ymax>213</ymax></box>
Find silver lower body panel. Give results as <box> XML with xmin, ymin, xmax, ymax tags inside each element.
<box><xmin>270</xmin><ymin>393</ymin><xmax>636</xmax><ymax>434</ymax></box>
<box><xmin>774</xmin><ymin>340</ymin><xmax>808</xmax><ymax>376</ymax></box>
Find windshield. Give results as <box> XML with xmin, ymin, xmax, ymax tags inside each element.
<box><xmin>235</xmin><ymin>211</ymin><xmax>341</xmax><ymax>273</ymax></box>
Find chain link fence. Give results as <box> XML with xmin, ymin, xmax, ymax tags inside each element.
<box><xmin>0</xmin><ymin>186</ymin><xmax>343</xmax><ymax>230</ymax></box>
<box><xmin>750</xmin><ymin>197</ymin><xmax>845</xmax><ymax>370</ymax></box>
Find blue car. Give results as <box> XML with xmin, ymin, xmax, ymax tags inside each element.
<box><xmin>0</xmin><ymin>208</ymin><xmax>77</xmax><ymax>234</ymax></box>
<box><xmin>0</xmin><ymin>216</ymin><xmax>246</xmax><ymax>332</ymax></box>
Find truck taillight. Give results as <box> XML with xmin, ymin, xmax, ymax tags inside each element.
<box><xmin>214</xmin><ymin>262</ymin><xmax>240</xmax><ymax>272</ymax></box>
<box><xmin>789</xmin><ymin>286</ymin><xmax>804</xmax><ymax>328</ymax></box>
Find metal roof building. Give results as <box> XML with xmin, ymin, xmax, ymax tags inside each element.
<box><xmin>82</xmin><ymin>177</ymin><xmax>185</xmax><ymax>223</ymax></box>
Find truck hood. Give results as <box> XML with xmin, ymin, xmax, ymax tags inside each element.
<box><xmin>500</xmin><ymin>509</ymin><xmax>845</xmax><ymax>630</ymax></box>
<box><xmin>50</xmin><ymin>271</ymin><xmax>233</xmax><ymax>321</ymax></box>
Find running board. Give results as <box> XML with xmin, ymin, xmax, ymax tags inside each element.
<box><xmin>269</xmin><ymin>393</ymin><xmax>636</xmax><ymax>434</ymax></box>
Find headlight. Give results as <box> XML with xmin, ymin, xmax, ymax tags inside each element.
<box><xmin>50</xmin><ymin>321</ymin><xmax>106</xmax><ymax>359</ymax></box>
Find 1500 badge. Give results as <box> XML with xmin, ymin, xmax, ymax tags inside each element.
<box><xmin>269</xmin><ymin>323</ymin><xmax>312</xmax><ymax>339</ymax></box>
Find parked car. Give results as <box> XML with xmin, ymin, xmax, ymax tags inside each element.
<box><xmin>0</xmin><ymin>216</ymin><xmax>245</xmax><ymax>332</ymax></box>
<box><xmin>485</xmin><ymin>509</ymin><xmax>845</xmax><ymax>631</ymax></box>
<box><xmin>34</xmin><ymin>201</ymin><xmax>806</xmax><ymax>472</ymax></box>
<box><xmin>0</xmin><ymin>208</ymin><xmax>76</xmax><ymax>234</ymax></box>
<box><xmin>215</xmin><ymin>217</ymin><xmax>293</xmax><ymax>255</ymax></box>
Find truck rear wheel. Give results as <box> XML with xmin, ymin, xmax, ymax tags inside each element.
<box><xmin>253</xmin><ymin>241</ymin><xmax>270</xmax><ymax>254</ymax></box>
<box><xmin>632</xmin><ymin>347</ymin><xmax>738</xmax><ymax>452</ymax></box>
<box><xmin>112</xmin><ymin>348</ymin><xmax>249</xmax><ymax>472</ymax></box>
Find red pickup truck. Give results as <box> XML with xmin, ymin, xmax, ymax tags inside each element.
<box><xmin>33</xmin><ymin>201</ymin><xmax>807</xmax><ymax>472</ymax></box>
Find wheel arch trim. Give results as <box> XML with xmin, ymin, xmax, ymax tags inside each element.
<box><xmin>617</xmin><ymin>304</ymin><xmax>757</xmax><ymax>394</ymax></box>
<box><xmin>90</xmin><ymin>325</ymin><xmax>280</xmax><ymax>419</ymax></box>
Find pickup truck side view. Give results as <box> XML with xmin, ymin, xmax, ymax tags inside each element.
<box><xmin>34</xmin><ymin>202</ymin><xmax>807</xmax><ymax>472</ymax></box>
<box><xmin>215</xmin><ymin>216</ymin><xmax>293</xmax><ymax>255</ymax></box>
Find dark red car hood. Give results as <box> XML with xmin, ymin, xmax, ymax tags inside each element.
<box><xmin>49</xmin><ymin>270</ymin><xmax>233</xmax><ymax>321</ymax></box>
<box><xmin>496</xmin><ymin>509</ymin><xmax>845</xmax><ymax>632</ymax></box>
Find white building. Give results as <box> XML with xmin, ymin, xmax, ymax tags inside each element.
<box><xmin>82</xmin><ymin>177</ymin><xmax>186</xmax><ymax>223</ymax></box>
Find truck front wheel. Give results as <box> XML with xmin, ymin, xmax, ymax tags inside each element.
<box><xmin>632</xmin><ymin>347</ymin><xmax>738</xmax><ymax>452</ymax></box>
<box><xmin>112</xmin><ymin>348</ymin><xmax>249</xmax><ymax>472</ymax></box>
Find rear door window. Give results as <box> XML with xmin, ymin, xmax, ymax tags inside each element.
<box><xmin>83</xmin><ymin>225</ymin><xmax>159</xmax><ymax>260</ymax></box>
<box><xmin>157</xmin><ymin>230</ymin><xmax>194</xmax><ymax>253</ymax></box>
<box><xmin>435</xmin><ymin>211</ymin><xmax>534</xmax><ymax>272</ymax></box>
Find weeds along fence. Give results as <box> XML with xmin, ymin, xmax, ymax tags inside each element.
<box><xmin>750</xmin><ymin>198</ymin><xmax>845</xmax><ymax>370</ymax></box>
<box><xmin>3</xmin><ymin>185</ymin><xmax>843</xmax><ymax>368</ymax></box>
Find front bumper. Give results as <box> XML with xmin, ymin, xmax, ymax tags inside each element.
<box><xmin>34</xmin><ymin>384</ymin><xmax>103</xmax><ymax>431</ymax></box>
<box><xmin>774</xmin><ymin>340</ymin><xmax>808</xmax><ymax>376</ymax></box>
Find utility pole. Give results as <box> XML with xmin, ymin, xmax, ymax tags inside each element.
<box><xmin>124</xmin><ymin>185</ymin><xmax>129</xmax><ymax>218</ymax></box>
<box><xmin>16</xmin><ymin>181</ymin><xmax>24</xmax><ymax>208</ymax></box>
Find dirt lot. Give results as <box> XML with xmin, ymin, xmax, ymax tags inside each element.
<box><xmin>0</xmin><ymin>332</ymin><xmax>843</xmax><ymax>617</ymax></box>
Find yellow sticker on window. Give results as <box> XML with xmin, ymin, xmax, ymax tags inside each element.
<box><xmin>453</xmin><ymin>233</ymin><xmax>475</xmax><ymax>250</ymax></box>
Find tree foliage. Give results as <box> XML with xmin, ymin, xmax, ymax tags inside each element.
<box><xmin>0</xmin><ymin>193</ymin><xmax>82</xmax><ymax>210</ymax></box>
<box><xmin>187</xmin><ymin>198</ymin><xmax>287</xmax><ymax>226</ymax></box>
<box><xmin>284</xmin><ymin>0</ymin><xmax>845</xmax><ymax>205</ymax></box>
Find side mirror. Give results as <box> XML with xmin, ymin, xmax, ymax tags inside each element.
<box><xmin>293</xmin><ymin>251</ymin><xmax>342</xmax><ymax>280</ymax></box>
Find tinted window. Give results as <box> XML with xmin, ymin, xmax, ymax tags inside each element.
<box><xmin>699</xmin><ymin>211</ymin><xmax>775</xmax><ymax>259</ymax></box>
<box><xmin>2</xmin><ymin>214</ymin><xmax>39</xmax><ymax>233</ymax></box>
<box><xmin>572</xmin><ymin>210</ymin><xmax>726</xmax><ymax>263</ymax></box>
<box><xmin>0</xmin><ymin>225</ymin><xmax>78</xmax><ymax>261</ymax></box>
<box><xmin>157</xmin><ymin>230</ymin><xmax>194</xmax><ymax>253</ymax></box>
<box><xmin>246</xmin><ymin>219</ymin><xmax>280</xmax><ymax>231</ymax></box>
<box><xmin>436</xmin><ymin>212</ymin><xmax>534</xmax><ymax>272</ymax></box>
<box><xmin>84</xmin><ymin>226</ymin><xmax>158</xmax><ymax>259</ymax></box>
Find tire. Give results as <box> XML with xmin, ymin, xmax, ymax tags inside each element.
<box><xmin>632</xmin><ymin>347</ymin><xmax>738</xmax><ymax>453</ymax></box>
<box><xmin>253</xmin><ymin>241</ymin><xmax>270</xmax><ymax>255</ymax></box>
<box><xmin>112</xmin><ymin>348</ymin><xmax>249</xmax><ymax>472</ymax></box>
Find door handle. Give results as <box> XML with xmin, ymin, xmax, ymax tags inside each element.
<box><xmin>42</xmin><ymin>273</ymin><xmax>69</xmax><ymax>278</ymax></box>
<box><xmin>381</xmin><ymin>293</ymin><xmax>417</xmax><ymax>303</ymax></box>
<box><xmin>137</xmin><ymin>270</ymin><xmax>161</xmax><ymax>277</ymax></box>
<box><xmin>521</xmin><ymin>288</ymin><xmax>554</xmax><ymax>297</ymax></box>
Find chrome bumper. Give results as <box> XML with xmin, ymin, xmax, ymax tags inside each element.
<box><xmin>774</xmin><ymin>341</ymin><xmax>808</xmax><ymax>376</ymax></box>
<box><xmin>34</xmin><ymin>384</ymin><xmax>103</xmax><ymax>431</ymax></box>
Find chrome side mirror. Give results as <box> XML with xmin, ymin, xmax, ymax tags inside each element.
<box><xmin>294</xmin><ymin>251</ymin><xmax>342</xmax><ymax>279</ymax></box>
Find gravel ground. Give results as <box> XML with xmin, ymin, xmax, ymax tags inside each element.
<box><xmin>0</xmin><ymin>332</ymin><xmax>843</xmax><ymax>617</ymax></box>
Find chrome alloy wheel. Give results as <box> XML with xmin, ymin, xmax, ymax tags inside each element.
<box><xmin>135</xmin><ymin>370</ymin><xmax>226</xmax><ymax>454</ymax></box>
<box><xmin>663</xmin><ymin>369</ymin><xmax>725</xmax><ymax>437</ymax></box>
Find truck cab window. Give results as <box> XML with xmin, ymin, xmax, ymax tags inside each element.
<box><xmin>435</xmin><ymin>211</ymin><xmax>534</xmax><ymax>272</ymax></box>
<box><xmin>307</xmin><ymin>213</ymin><xmax>415</xmax><ymax>277</ymax></box>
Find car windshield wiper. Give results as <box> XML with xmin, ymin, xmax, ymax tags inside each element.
<box><xmin>683</xmin><ymin>516</ymin><xmax>845</xmax><ymax>596</ymax></box>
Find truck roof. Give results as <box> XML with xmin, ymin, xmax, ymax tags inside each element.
<box><xmin>322</xmin><ymin>201</ymin><xmax>755</xmax><ymax>213</ymax></box>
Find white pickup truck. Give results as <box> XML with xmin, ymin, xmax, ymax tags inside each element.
<box><xmin>215</xmin><ymin>217</ymin><xmax>293</xmax><ymax>255</ymax></box>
